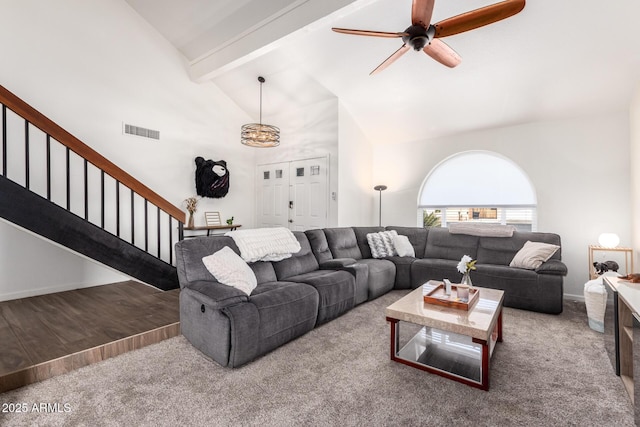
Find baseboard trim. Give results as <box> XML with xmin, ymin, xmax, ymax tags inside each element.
<box><xmin>0</xmin><ymin>282</ymin><xmax>106</xmax><ymax>302</ymax></box>
<box><xmin>564</xmin><ymin>293</ymin><xmax>585</xmax><ymax>303</ymax></box>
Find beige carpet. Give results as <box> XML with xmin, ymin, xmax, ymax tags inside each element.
<box><xmin>0</xmin><ymin>290</ymin><xmax>633</xmax><ymax>426</ymax></box>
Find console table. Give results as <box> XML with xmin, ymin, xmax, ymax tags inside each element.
<box><xmin>183</xmin><ymin>224</ymin><xmax>241</xmax><ymax>237</ymax></box>
<box><xmin>589</xmin><ymin>246</ymin><xmax>634</xmax><ymax>279</ymax></box>
<box><xmin>604</xmin><ymin>276</ymin><xmax>640</xmax><ymax>422</ymax></box>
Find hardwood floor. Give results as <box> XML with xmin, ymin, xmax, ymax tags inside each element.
<box><xmin>0</xmin><ymin>281</ymin><xmax>179</xmax><ymax>393</ymax></box>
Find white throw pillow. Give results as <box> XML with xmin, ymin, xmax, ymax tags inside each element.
<box><xmin>393</xmin><ymin>235</ymin><xmax>415</xmax><ymax>257</ymax></box>
<box><xmin>509</xmin><ymin>241</ymin><xmax>560</xmax><ymax>270</ymax></box>
<box><xmin>367</xmin><ymin>230</ymin><xmax>398</xmax><ymax>258</ymax></box>
<box><xmin>202</xmin><ymin>247</ymin><xmax>257</xmax><ymax>295</ymax></box>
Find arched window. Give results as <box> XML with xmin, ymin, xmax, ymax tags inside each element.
<box><xmin>417</xmin><ymin>151</ymin><xmax>537</xmax><ymax>231</ymax></box>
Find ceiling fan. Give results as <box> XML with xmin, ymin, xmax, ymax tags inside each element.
<box><xmin>332</xmin><ymin>0</ymin><xmax>525</xmax><ymax>75</ymax></box>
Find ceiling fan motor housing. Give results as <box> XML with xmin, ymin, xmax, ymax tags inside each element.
<box><xmin>403</xmin><ymin>24</ymin><xmax>435</xmax><ymax>51</ymax></box>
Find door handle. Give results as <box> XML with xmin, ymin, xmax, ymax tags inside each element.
<box><xmin>288</xmin><ymin>219</ymin><xmax>293</xmax><ymax>223</ymax></box>
<box><xmin>289</xmin><ymin>201</ymin><xmax>293</xmax><ymax>209</ymax></box>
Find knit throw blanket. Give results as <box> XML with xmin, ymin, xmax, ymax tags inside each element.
<box><xmin>448</xmin><ymin>223</ymin><xmax>516</xmax><ymax>237</ymax></box>
<box><xmin>225</xmin><ymin>227</ymin><xmax>301</xmax><ymax>262</ymax></box>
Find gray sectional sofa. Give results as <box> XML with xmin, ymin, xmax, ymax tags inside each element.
<box><xmin>175</xmin><ymin>226</ymin><xmax>567</xmax><ymax>368</ymax></box>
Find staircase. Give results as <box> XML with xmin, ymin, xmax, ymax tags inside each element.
<box><xmin>0</xmin><ymin>85</ymin><xmax>185</xmax><ymax>290</ymax></box>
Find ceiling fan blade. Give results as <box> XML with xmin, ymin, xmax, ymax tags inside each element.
<box><xmin>423</xmin><ymin>39</ymin><xmax>462</xmax><ymax>68</ymax></box>
<box><xmin>370</xmin><ymin>44</ymin><xmax>411</xmax><ymax>75</ymax></box>
<box><xmin>411</xmin><ymin>0</ymin><xmax>435</xmax><ymax>27</ymax></box>
<box><xmin>332</xmin><ymin>28</ymin><xmax>408</xmax><ymax>38</ymax></box>
<box><xmin>434</xmin><ymin>0</ymin><xmax>525</xmax><ymax>38</ymax></box>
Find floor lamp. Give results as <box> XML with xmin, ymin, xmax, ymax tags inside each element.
<box><xmin>374</xmin><ymin>185</ymin><xmax>387</xmax><ymax>226</ymax></box>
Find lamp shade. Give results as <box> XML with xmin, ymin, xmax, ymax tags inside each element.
<box><xmin>241</xmin><ymin>123</ymin><xmax>280</xmax><ymax>147</ymax></box>
<box><xmin>598</xmin><ymin>233</ymin><xmax>620</xmax><ymax>248</ymax></box>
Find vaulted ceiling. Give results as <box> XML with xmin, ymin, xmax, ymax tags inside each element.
<box><xmin>126</xmin><ymin>0</ymin><xmax>640</xmax><ymax>145</ymax></box>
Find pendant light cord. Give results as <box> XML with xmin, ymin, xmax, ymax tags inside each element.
<box><xmin>258</xmin><ymin>76</ymin><xmax>265</xmax><ymax>126</ymax></box>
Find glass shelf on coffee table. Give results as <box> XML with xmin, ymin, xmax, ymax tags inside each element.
<box><xmin>385</xmin><ymin>283</ymin><xmax>504</xmax><ymax>390</ymax></box>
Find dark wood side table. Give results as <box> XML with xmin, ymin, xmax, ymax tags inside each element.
<box><xmin>183</xmin><ymin>224</ymin><xmax>242</xmax><ymax>237</ymax></box>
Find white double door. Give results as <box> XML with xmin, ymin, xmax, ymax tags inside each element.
<box><xmin>256</xmin><ymin>157</ymin><xmax>328</xmax><ymax>231</ymax></box>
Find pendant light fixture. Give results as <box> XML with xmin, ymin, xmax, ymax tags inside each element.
<box><xmin>241</xmin><ymin>76</ymin><xmax>280</xmax><ymax>148</ymax></box>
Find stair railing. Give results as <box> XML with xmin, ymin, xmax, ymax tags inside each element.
<box><xmin>0</xmin><ymin>85</ymin><xmax>185</xmax><ymax>266</ymax></box>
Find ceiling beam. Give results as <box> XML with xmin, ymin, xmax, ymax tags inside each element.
<box><xmin>189</xmin><ymin>0</ymin><xmax>360</xmax><ymax>82</ymax></box>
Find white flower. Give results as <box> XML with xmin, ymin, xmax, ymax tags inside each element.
<box><xmin>457</xmin><ymin>255</ymin><xmax>473</xmax><ymax>274</ymax></box>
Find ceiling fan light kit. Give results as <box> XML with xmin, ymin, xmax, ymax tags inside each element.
<box><xmin>241</xmin><ymin>76</ymin><xmax>280</xmax><ymax>148</ymax></box>
<box><xmin>332</xmin><ymin>0</ymin><xmax>525</xmax><ymax>75</ymax></box>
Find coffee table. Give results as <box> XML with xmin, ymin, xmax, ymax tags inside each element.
<box><xmin>385</xmin><ymin>282</ymin><xmax>504</xmax><ymax>390</ymax></box>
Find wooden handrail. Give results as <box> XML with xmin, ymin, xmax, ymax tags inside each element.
<box><xmin>0</xmin><ymin>85</ymin><xmax>185</xmax><ymax>222</ymax></box>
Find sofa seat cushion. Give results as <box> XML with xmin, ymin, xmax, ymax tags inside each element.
<box><xmin>385</xmin><ymin>256</ymin><xmax>416</xmax><ymax>289</ymax></box>
<box><xmin>249</xmin><ymin>281</ymin><xmax>319</xmax><ymax>355</ymax></box>
<box><xmin>473</xmin><ymin>263</ymin><xmax>539</xmax><ymax>283</ymax></box>
<box><xmin>472</xmin><ymin>264</ymin><xmax>562</xmax><ymax>314</ymax></box>
<box><xmin>284</xmin><ymin>270</ymin><xmax>356</xmax><ymax>325</ymax></box>
<box><xmin>355</xmin><ymin>258</ymin><xmax>396</xmax><ymax>300</ymax></box>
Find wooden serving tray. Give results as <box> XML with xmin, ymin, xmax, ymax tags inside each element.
<box><xmin>423</xmin><ymin>282</ymin><xmax>479</xmax><ymax>310</ymax></box>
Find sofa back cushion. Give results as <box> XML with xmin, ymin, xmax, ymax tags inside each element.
<box><xmin>175</xmin><ymin>236</ymin><xmax>279</xmax><ymax>286</ymax></box>
<box><xmin>424</xmin><ymin>227</ymin><xmax>479</xmax><ymax>261</ymax></box>
<box><xmin>324</xmin><ymin>227</ymin><xmax>363</xmax><ymax>260</ymax></box>
<box><xmin>385</xmin><ymin>226</ymin><xmax>429</xmax><ymax>258</ymax></box>
<box><xmin>477</xmin><ymin>231</ymin><xmax>562</xmax><ymax>266</ymax></box>
<box><xmin>305</xmin><ymin>229</ymin><xmax>333</xmax><ymax>263</ymax></box>
<box><xmin>175</xmin><ymin>236</ymin><xmax>241</xmax><ymax>285</ymax></box>
<box><xmin>249</xmin><ymin>261</ymin><xmax>278</xmax><ymax>283</ymax></box>
<box><xmin>272</xmin><ymin>231</ymin><xmax>320</xmax><ymax>280</ymax></box>
<box><xmin>353</xmin><ymin>227</ymin><xmax>385</xmax><ymax>259</ymax></box>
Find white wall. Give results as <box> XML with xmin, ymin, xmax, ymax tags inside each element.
<box><xmin>0</xmin><ymin>221</ymin><xmax>130</xmax><ymax>301</ymax></box>
<box><xmin>631</xmin><ymin>84</ymin><xmax>640</xmax><ymax>269</ymax></box>
<box><xmin>253</xmin><ymin>98</ymin><xmax>340</xmax><ymax>226</ymax></box>
<box><xmin>251</xmin><ymin>98</ymin><xmax>376</xmax><ymax>228</ymax></box>
<box><xmin>373</xmin><ymin>112</ymin><xmax>632</xmax><ymax>299</ymax></box>
<box><xmin>338</xmin><ymin>103</ymin><xmax>375</xmax><ymax>226</ymax></box>
<box><xmin>0</xmin><ymin>0</ymin><xmax>254</xmax><ymax>300</ymax></box>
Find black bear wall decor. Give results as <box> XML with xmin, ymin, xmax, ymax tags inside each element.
<box><xmin>593</xmin><ymin>260</ymin><xmax>620</xmax><ymax>275</ymax></box>
<box><xmin>195</xmin><ymin>156</ymin><xmax>230</xmax><ymax>198</ymax></box>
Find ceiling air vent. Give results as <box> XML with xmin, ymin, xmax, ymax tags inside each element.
<box><xmin>123</xmin><ymin>123</ymin><xmax>160</xmax><ymax>140</ymax></box>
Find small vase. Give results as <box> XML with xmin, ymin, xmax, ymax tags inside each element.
<box><xmin>188</xmin><ymin>212</ymin><xmax>194</xmax><ymax>228</ymax></box>
<box><xmin>457</xmin><ymin>284</ymin><xmax>470</xmax><ymax>301</ymax></box>
<box><xmin>461</xmin><ymin>272</ymin><xmax>473</xmax><ymax>289</ymax></box>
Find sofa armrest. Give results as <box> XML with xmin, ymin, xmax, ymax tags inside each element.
<box><xmin>319</xmin><ymin>258</ymin><xmax>357</xmax><ymax>269</ymax></box>
<box><xmin>535</xmin><ymin>259</ymin><xmax>568</xmax><ymax>276</ymax></box>
<box><xmin>183</xmin><ymin>280</ymin><xmax>249</xmax><ymax>309</ymax></box>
